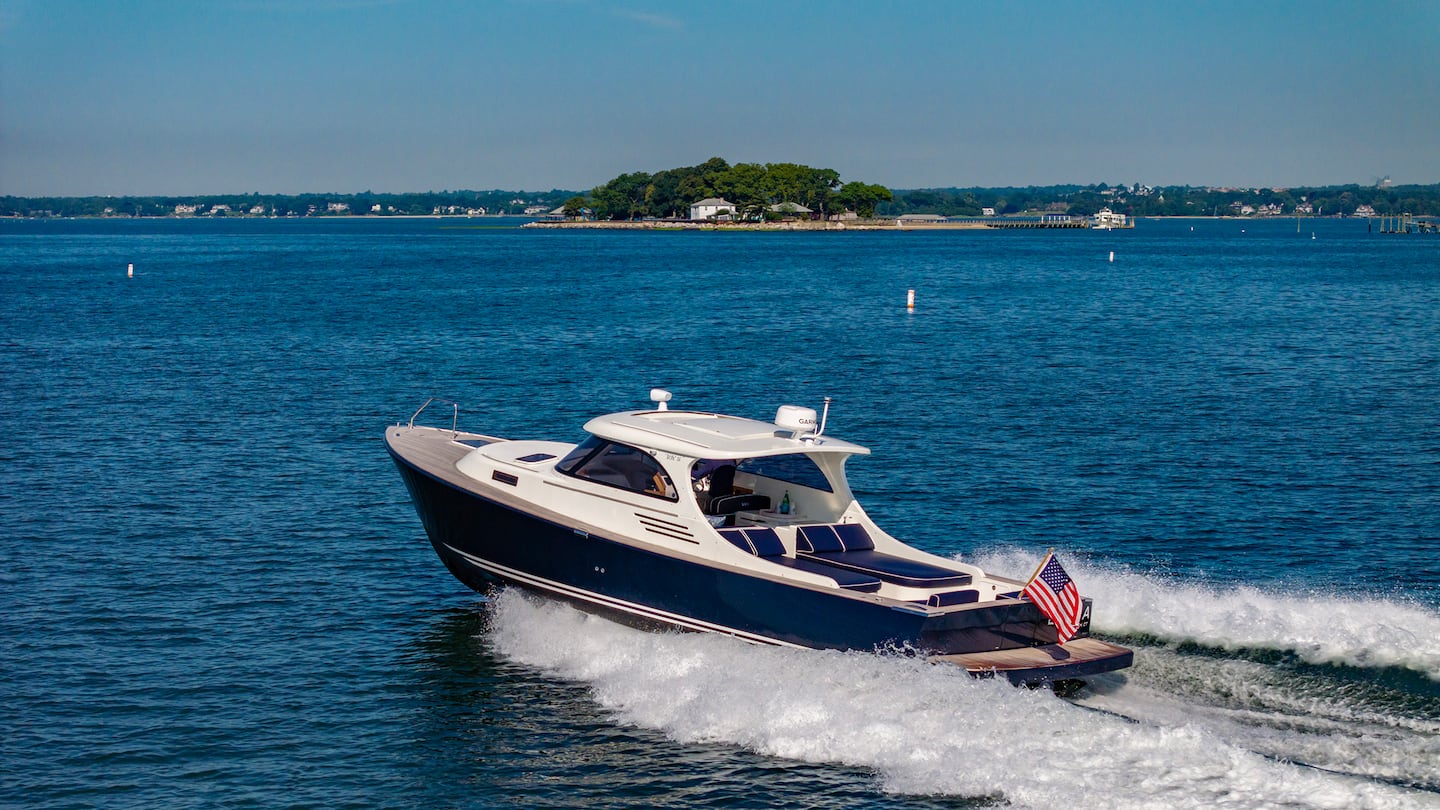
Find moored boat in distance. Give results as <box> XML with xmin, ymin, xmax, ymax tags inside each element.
<box><xmin>1091</xmin><ymin>208</ymin><xmax>1131</xmax><ymax>229</ymax></box>
<box><xmin>386</xmin><ymin>390</ymin><xmax>1133</xmax><ymax>688</ymax></box>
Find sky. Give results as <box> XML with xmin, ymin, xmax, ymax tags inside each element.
<box><xmin>2</xmin><ymin>0</ymin><xmax>1437</xmax><ymax>196</ymax></box>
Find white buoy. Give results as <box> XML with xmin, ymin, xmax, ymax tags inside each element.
<box><xmin>1108</xmin><ymin>251</ymin><xmax>1114</xmax><ymax>263</ymax></box>
<box><xmin>906</xmin><ymin>289</ymin><xmax>915</xmax><ymax>310</ymax></box>
<box><xmin>127</xmin><ymin>263</ymin><xmax>134</xmax><ymax>278</ymax></box>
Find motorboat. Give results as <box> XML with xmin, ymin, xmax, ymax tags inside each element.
<box><xmin>386</xmin><ymin>390</ymin><xmax>1133</xmax><ymax>687</ymax></box>
<box><xmin>1091</xmin><ymin>208</ymin><xmax>1129</xmax><ymax>229</ymax></box>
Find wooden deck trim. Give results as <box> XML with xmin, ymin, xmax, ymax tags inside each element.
<box><xmin>931</xmin><ymin>637</ymin><xmax>1132</xmax><ymax>673</ymax></box>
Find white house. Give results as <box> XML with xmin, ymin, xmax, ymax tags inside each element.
<box><xmin>690</xmin><ymin>197</ymin><xmax>736</xmax><ymax>220</ymax></box>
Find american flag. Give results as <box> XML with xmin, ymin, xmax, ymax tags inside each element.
<box><xmin>1022</xmin><ymin>551</ymin><xmax>1083</xmax><ymax>643</ymax></box>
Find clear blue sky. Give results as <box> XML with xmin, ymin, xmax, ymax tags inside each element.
<box><xmin>3</xmin><ymin>0</ymin><xmax>1437</xmax><ymax>196</ymax></box>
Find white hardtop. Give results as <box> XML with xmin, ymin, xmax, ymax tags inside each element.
<box><xmin>583</xmin><ymin>410</ymin><xmax>871</xmax><ymax>461</ymax></box>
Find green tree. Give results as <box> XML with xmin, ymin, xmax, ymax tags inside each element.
<box><xmin>591</xmin><ymin>171</ymin><xmax>653</xmax><ymax>220</ymax></box>
<box><xmin>835</xmin><ymin>182</ymin><xmax>892</xmax><ymax>218</ymax></box>
<box><xmin>715</xmin><ymin>163</ymin><xmax>769</xmax><ymax>215</ymax></box>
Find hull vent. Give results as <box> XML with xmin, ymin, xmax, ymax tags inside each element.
<box><xmin>636</xmin><ymin>513</ymin><xmax>696</xmax><ymax>544</ymax></box>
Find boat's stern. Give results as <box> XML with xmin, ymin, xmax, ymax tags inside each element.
<box><xmin>912</xmin><ymin>594</ymin><xmax>1132</xmax><ymax>686</ymax></box>
<box><xmin>931</xmin><ymin>637</ymin><xmax>1134</xmax><ymax>687</ymax></box>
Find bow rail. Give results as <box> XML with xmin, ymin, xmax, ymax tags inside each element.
<box><xmin>407</xmin><ymin>397</ymin><xmax>460</xmax><ymax>437</ymax></box>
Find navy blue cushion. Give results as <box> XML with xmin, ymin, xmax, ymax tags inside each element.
<box><xmin>832</xmin><ymin>523</ymin><xmax>874</xmax><ymax>551</ymax></box>
<box><xmin>770</xmin><ymin>556</ymin><xmax>882</xmax><ymax>592</ymax></box>
<box><xmin>718</xmin><ymin>529</ymin><xmax>752</xmax><ymax>554</ymax></box>
<box><xmin>718</xmin><ymin>529</ymin><xmax>881</xmax><ymax>592</ymax></box>
<box><xmin>739</xmin><ymin>528</ymin><xmax>786</xmax><ymax>557</ymax></box>
<box><xmin>718</xmin><ymin>528</ymin><xmax>787</xmax><ymax>558</ymax></box>
<box><xmin>795</xmin><ymin>525</ymin><xmax>840</xmax><ymax>553</ymax></box>
<box><xmin>803</xmin><ymin>549</ymin><xmax>972</xmax><ymax>589</ymax></box>
<box><xmin>797</xmin><ymin>523</ymin><xmax>876</xmax><ymax>553</ymax></box>
<box><xmin>709</xmin><ymin>493</ymin><xmax>772</xmax><ymax>515</ymax></box>
<box><xmin>928</xmin><ymin>590</ymin><xmax>980</xmax><ymax>607</ymax></box>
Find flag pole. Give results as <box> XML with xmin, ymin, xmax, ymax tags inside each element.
<box><xmin>1024</xmin><ymin>547</ymin><xmax>1054</xmax><ymax>587</ymax></box>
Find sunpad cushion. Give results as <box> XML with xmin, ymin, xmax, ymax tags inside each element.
<box><xmin>718</xmin><ymin>528</ymin><xmax>881</xmax><ymax>592</ymax></box>
<box><xmin>771</xmin><ymin>556</ymin><xmax>882</xmax><ymax>592</ymax></box>
<box><xmin>796</xmin><ymin>523</ymin><xmax>875</xmax><ymax>553</ymax></box>
<box><xmin>802</xmin><ymin>549</ymin><xmax>972</xmax><ymax>589</ymax></box>
<box><xmin>717</xmin><ymin>527</ymin><xmax>786</xmax><ymax>557</ymax></box>
<box><xmin>794</xmin><ymin>525</ymin><xmax>971</xmax><ymax>588</ymax></box>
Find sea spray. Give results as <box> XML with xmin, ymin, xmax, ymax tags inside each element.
<box><xmin>485</xmin><ymin>590</ymin><xmax>1428</xmax><ymax>809</ymax></box>
<box><xmin>974</xmin><ymin>549</ymin><xmax>1440</xmax><ymax>789</ymax></box>
<box><xmin>970</xmin><ymin>548</ymin><xmax>1440</xmax><ymax>679</ymax></box>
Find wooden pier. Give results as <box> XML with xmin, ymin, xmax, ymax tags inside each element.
<box><xmin>942</xmin><ymin>216</ymin><xmax>1093</xmax><ymax>229</ymax></box>
<box><xmin>1370</xmin><ymin>213</ymin><xmax>1439</xmax><ymax>234</ymax></box>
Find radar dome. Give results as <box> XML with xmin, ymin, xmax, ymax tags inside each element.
<box><xmin>775</xmin><ymin>405</ymin><xmax>819</xmax><ymax>435</ymax></box>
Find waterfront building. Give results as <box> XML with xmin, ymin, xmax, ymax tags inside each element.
<box><xmin>690</xmin><ymin>197</ymin><xmax>736</xmax><ymax>220</ymax></box>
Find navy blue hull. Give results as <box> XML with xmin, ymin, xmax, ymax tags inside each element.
<box><xmin>390</xmin><ymin>450</ymin><xmax>1068</xmax><ymax>658</ymax></box>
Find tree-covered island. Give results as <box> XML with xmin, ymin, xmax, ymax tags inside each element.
<box><xmin>580</xmin><ymin>157</ymin><xmax>892</xmax><ymax>220</ymax></box>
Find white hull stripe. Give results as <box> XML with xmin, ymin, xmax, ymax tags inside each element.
<box><xmin>443</xmin><ymin>543</ymin><xmax>806</xmax><ymax>649</ymax></box>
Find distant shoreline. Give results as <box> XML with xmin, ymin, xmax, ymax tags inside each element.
<box><xmin>0</xmin><ymin>213</ymin><xmax>531</xmax><ymax>222</ymax></box>
<box><xmin>522</xmin><ymin>219</ymin><xmax>995</xmax><ymax>231</ymax></box>
<box><xmin>0</xmin><ymin>213</ymin><xmax>1410</xmax><ymax>225</ymax></box>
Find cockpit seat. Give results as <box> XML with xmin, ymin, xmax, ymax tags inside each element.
<box><xmin>795</xmin><ymin>524</ymin><xmax>973</xmax><ymax>589</ymax></box>
<box><xmin>718</xmin><ymin>528</ymin><xmax>881</xmax><ymax>593</ymax></box>
<box><xmin>707</xmin><ymin>493</ymin><xmax>771</xmax><ymax>516</ymax></box>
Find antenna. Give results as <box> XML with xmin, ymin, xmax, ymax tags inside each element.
<box><xmin>817</xmin><ymin>397</ymin><xmax>832</xmax><ymax>435</ymax></box>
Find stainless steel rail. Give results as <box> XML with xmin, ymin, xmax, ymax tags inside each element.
<box><xmin>407</xmin><ymin>397</ymin><xmax>459</xmax><ymax>436</ymax></box>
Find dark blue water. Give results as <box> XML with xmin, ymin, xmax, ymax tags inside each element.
<box><xmin>3</xmin><ymin>217</ymin><xmax>1438</xmax><ymax>808</ymax></box>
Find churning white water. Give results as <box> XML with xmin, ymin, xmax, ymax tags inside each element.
<box><xmin>972</xmin><ymin>548</ymin><xmax>1440</xmax><ymax>679</ymax></box>
<box><xmin>486</xmin><ymin>585</ymin><xmax>1439</xmax><ymax>809</ymax></box>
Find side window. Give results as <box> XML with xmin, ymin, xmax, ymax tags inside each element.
<box><xmin>555</xmin><ymin>436</ymin><xmax>606</xmax><ymax>475</ymax></box>
<box><xmin>557</xmin><ymin>438</ymin><xmax>677</xmax><ymax>501</ymax></box>
<box><xmin>737</xmin><ymin>454</ymin><xmax>833</xmax><ymax>492</ymax></box>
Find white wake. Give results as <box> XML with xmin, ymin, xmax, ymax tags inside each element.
<box><xmin>970</xmin><ymin>548</ymin><xmax>1440</xmax><ymax>680</ymax></box>
<box><xmin>485</xmin><ymin>590</ymin><xmax>1438</xmax><ymax>809</ymax></box>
